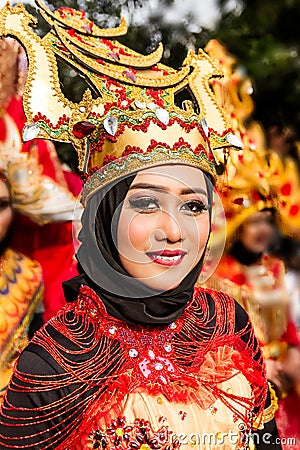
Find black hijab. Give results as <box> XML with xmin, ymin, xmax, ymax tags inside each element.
<box><xmin>64</xmin><ymin>170</ymin><xmax>213</xmax><ymax>325</ymax></box>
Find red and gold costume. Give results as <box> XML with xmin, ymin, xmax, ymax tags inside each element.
<box><xmin>0</xmin><ymin>4</ymin><xmax>280</xmax><ymax>449</ymax></box>
<box><xmin>210</xmin><ymin>254</ymin><xmax>298</xmax><ymax>351</ymax></box>
<box><xmin>0</xmin><ymin>285</ymin><xmax>266</xmax><ymax>449</ymax></box>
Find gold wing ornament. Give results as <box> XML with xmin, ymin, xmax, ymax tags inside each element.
<box><xmin>0</xmin><ymin>37</ymin><xmax>82</xmax><ymax>224</ymax></box>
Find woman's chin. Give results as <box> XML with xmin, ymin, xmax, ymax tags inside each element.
<box><xmin>137</xmin><ymin>275</ymin><xmax>183</xmax><ymax>292</ymax></box>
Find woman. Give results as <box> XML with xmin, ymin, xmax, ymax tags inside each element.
<box><xmin>0</xmin><ymin>160</ymin><xmax>281</xmax><ymax>449</ymax></box>
<box><xmin>0</xmin><ymin>4</ymin><xmax>281</xmax><ymax>448</ymax></box>
<box><xmin>0</xmin><ymin>172</ymin><xmax>43</xmax><ymax>398</ymax></box>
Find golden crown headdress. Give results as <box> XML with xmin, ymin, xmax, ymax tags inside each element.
<box><xmin>0</xmin><ymin>1</ymin><xmax>243</xmax><ymax>204</ymax></box>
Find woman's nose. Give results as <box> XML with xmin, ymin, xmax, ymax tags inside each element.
<box><xmin>154</xmin><ymin>210</ymin><xmax>183</xmax><ymax>243</ymax></box>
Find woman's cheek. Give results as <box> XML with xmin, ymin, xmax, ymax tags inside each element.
<box><xmin>127</xmin><ymin>217</ymin><xmax>151</xmax><ymax>252</ymax></box>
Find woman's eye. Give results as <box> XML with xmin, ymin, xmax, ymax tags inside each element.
<box><xmin>180</xmin><ymin>200</ymin><xmax>208</xmax><ymax>215</ymax></box>
<box><xmin>128</xmin><ymin>197</ymin><xmax>159</xmax><ymax>212</ymax></box>
<box><xmin>0</xmin><ymin>200</ymin><xmax>10</xmax><ymax>211</ymax></box>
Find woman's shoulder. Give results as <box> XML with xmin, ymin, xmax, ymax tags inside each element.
<box><xmin>193</xmin><ymin>284</ymin><xmax>236</xmax><ymax>308</ymax></box>
<box><xmin>192</xmin><ymin>285</ymin><xmax>251</xmax><ymax>332</ymax></box>
<box><xmin>16</xmin><ymin>342</ymin><xmax>64</xmax><ymax>376</ymax></box>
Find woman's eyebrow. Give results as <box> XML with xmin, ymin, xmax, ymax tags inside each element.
<box><xmin>128</xmin><ymin>183</ymin><xmax>207</xmax><ymax>197</ymax></box>
<box><xmin>180</xmin><ymin>187</ymin><xmax>208</xmax><ymax>197</ymax></box>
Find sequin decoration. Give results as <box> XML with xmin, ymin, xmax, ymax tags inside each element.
<box><xmin>73</xmin><ymin>121</ymin><xmax>96</xmax><ymax>138</ymax></box>
<box><xmin>129</xmin><ymin>348</ymin><xmax>138</xmax><ymax>358</ymax></box>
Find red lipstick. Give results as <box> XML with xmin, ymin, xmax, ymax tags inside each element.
<box><xmin>146</xmin><ymin>250</ymin><xmax>186</xmax><ymax>266</ymax></box>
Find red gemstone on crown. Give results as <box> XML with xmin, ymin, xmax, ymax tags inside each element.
<box><xmin>73</xmin><ymin>121</ymin><xmax>96</xmax><ymax>138</ymax></box>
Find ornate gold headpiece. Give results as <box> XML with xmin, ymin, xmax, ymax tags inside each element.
<box><xmin>205</xmin><ymin>39</ymin><xmax>300</xmax><ymax>239</ymax></box>
<box><xmin>0</xmin><ymin>1</ymin><xmax>242</xmax><ymax>204</ymax></box>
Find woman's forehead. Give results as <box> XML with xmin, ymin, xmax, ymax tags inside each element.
<box><xmin>131</xmin><ymin>164</ymin><xmax>207</xmax><ymax>192</ymax></box>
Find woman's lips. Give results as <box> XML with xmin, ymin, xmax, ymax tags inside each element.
<box><xmin>146</xmin><ymin>250</ymin><xmax>187</xmax><ymax>266</ymax></box>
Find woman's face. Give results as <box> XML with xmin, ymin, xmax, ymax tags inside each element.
<box><xmin>117</xmin><ymin>165</ymin><xmax>210</xmax><ymax>291</ymax></box>
<box><xmin>240</xmin><ymin>210</ymin><xmax>274</xmax><ymax>254</ymax></box>
<box><xmin>0</xmin><ymin>180</ymin><xmax>12</xmax><ymax>243</ymax></box>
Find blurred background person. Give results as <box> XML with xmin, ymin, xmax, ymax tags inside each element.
<box><xmin>205</xmin><ymin>40</ymin><xmax>300</xmax><ymax>448</ymax></box>
<box><xmin>0</xmin><ymin>37</ymin><xmax>83</xmax><ymax>322</ymax></box>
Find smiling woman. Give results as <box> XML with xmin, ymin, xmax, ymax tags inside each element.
<box><xmin>0</xmin><ymin>3</ymin><xmax>282</xmax><ymax>449</ymax></box>
<box><xmin>118</xmin><ymin>166</ymin><xmax>210</xmax><ymax>290</ymax></box>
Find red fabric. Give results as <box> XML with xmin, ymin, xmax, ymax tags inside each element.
<box><xmin>11</xmin><ymin>216</ymin><xmax>79</xmax><ymax>322</ymax></box>
<box><xmin>6</xmin><ymin>96</ymin><xmax>25</xmax><ymax>131</ymax></box>
<box><xmin>275</xmin><ymin>388</ymin><xmax>300</xmax><ymax>449</ymax></box>
<box><xmin>0</xmin><ymin>117</ymin><xmax>7</xmax><ymax>141</ymax></box>
<box><xmin>281</xmin><ymin>320</ymin><xmax>300</xmax><ymax>347</ymax></box>
<box><xmin>64</xmin><ymin>170</ymin><xmax>83</xmax><ymax>197</ymax></box>
<box><xmin>52</xmin><ymin>285</ymin><xmax>266</xmax><ymax>449</ymax></box>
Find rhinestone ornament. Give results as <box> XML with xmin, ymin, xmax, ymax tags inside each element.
<box><xmin>73</xmin><ymin>121</ymin><xmax>96</xmax><ymax>138</ymax></box>
<box><xmin>108</xmin><ymin>326</ymin><xmax>117</xmax><ymax>335</ymax></box>
<box><xmin>164</xmin><ymin>344</ymin><xmax>172</xmax><ymax>353</ymax></box>
<box><xmin>154</xmin><ymin>363</ymin><xmax>164</xmax><ymax>371</ymax></box>
<box><xmin>104</xmin><ymin>115</ymin><xmax>118</xmax><ymax>136</ymax></box>
<box><xmin>129</xmin><ymin>348</ymin><xmax>138</xmax><ymax>358</ymax></box>
<box><xmin>200</xmin><ymin>117</ymin><xmax>209</xmax><ymax>137</ymax></box>
<box><xmin>242</xmin><ymin>199</ymin><xmax>251</xmax><ymax>208</ymax></box>
<box><xmin>22</xmin><ymin>123</ymin><xmax>40</xmax><ymax>141</ymax></box>
<box><xmin>148</xmin><ymin>350</ymin><xmax>155</xmax><ymax>359</ymax></box>
<box><xmin>123</xmin><ymin>70</ymin><xmax>137</xmax><ymax>82</ymax></box>
<box><xmin>107</xmin><ymin>51</ymin><xmax>120</xmax><ymax>61</ymax></box>
<box><xmin>147</xmin><ymin>102</ymin><xmax>159</xmax><ymax>110</ymax></box>
<box><xmin>134</xmin><ymin>100</ymin><xmax>146</xmax><ymax>109</ymax></box>
<box><xmin>155</xmin><ymin>108</ymin><xmax>169</xmax><ymax>125</ymax></box>
<box><xmin>227</xmin><ymin>133</ymin><xmax>243</xmax><ymax>148</ymax></box>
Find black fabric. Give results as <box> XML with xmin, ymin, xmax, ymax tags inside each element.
<box><xmin>67</xmin><ymin>172</ymin><xmax>213</xmax><ymax>325</ymax></box>
<box><xmin>229</xmin><ymin>240</ymin><xmax>263</xmax><ymax>266</ymax></box>
<box><xmin>28</xmin><ymin>313</ymin><xmax>44</xmax><ymax>340</ymax></box>
<box><xmin>0</xmin><ymin>228</ymin><xmax>13</xmax><ymax>258</ymax></box>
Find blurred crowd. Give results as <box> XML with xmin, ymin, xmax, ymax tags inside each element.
<box><xmin>0</xmin><ymin>35</ymin><xmax>299</xmax><ymax>447</ymax></box>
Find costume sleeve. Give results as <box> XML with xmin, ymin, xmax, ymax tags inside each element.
<box><xmin>0</xmin><ymin>349</ymin><xmax>72</xmax><ymax>449</ymax></box>
<box><xmin>0</xmin><ymin>314</ymin><xmax>112</xmax><ymax>450</ymax></box>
